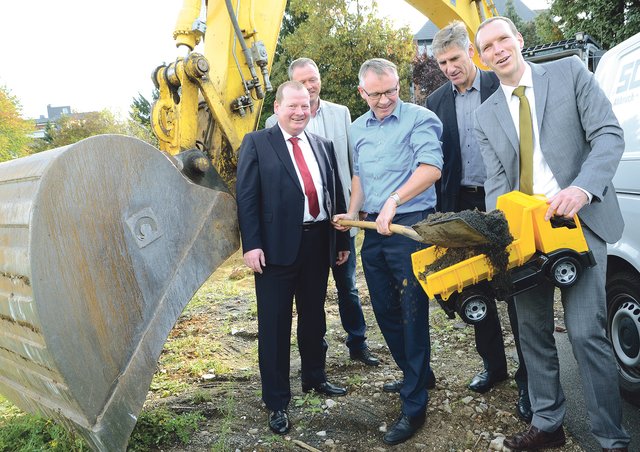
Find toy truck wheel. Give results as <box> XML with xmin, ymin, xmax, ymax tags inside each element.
<box><xmin>457</xmin><ymin>290</ymin><xmax>491</xmax><ymax>324</ymax></box>
<box><xmin>550</xmin><ymin>255</ymin><xmax>582</xmax><ymax>288</ymax></box>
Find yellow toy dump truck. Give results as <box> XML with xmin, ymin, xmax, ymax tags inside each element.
<box><xmin>412</xmin><ymin>191</ymin><xmax>596</xmax><ymax>324</ymax></box>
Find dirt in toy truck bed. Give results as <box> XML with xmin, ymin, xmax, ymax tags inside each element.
<box><xmin>422</xmin><ymin>209</ymin><xmax>514</xmax><ymax>298</ymax></box>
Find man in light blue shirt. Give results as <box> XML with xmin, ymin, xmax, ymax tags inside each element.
<box><xmin>335</xmin><ymin>58</ymin><xmax>443</xmax><ymax>446</ymax></box>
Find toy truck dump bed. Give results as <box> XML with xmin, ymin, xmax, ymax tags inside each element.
<box><xmin>412</xmin><ymin>191</ymin><xmax>595</xmax><ymax>323</ymax></box>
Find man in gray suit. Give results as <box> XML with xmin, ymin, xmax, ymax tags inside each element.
<box><xmin>474</xmin><ymin>17</ymin><xmax>630</xmax><ymax>451</ymax></box>
<box><xmin>266</xmin><ymin>58</ymin><xmax>379</xmax><ymax>366</ymax></box>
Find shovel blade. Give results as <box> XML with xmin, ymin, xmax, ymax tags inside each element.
<box><xmin>412</xmin><ymin>216</ymin><xmax>489</xmax><ymax>247</ymax></box>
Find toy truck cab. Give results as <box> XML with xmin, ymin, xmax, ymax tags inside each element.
<box><xmin>412</xmin><ymin>191</ymin><xmax>595</xmax><ymax>324</ymax></box>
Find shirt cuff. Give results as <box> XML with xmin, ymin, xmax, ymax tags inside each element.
<box><xmin>572</xmin><ymin>186</ymin><xmax>593</xmax><ymax>204</ymax></box>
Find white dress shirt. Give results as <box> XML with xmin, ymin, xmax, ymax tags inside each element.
<box><xmin>280</xmin><ymin>126</ymin><xmax>327</xmax><ymax>222</ymax></box>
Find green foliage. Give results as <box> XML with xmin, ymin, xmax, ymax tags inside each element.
<box><xmin>262</xmin><ymin>0</ymin><xmax>415</xmax><ymax>121</ymax></box>
<box><xmin>0</xmin><ymin>412</ymin><xmax>87</xmax><ymax>451</ymax></box>
<box><xmin>293</xmin><ymin>392</ymin><xmax>323</xmax><ymax>414</ymax></box>
<box><xmin>0</xmin><ymin>86</ymin><xmax>33</xmax><ymax>162</ymax></box>
<box><xmin>30</xmin><ymin>108</ymin><xmax>158</xmax><ymax>153</ymax></box>
<box><xmin>551</xmin><ymin>0</ymin><xmax>640</xmax><ymax>49</ymax></box>
<box><xmin>129</xmin><ymin>91</ymin><xmax>159</xmax><ymax>147</ymax></box>
<box><xmin>128</xmin><ymin>407</ymin><xmax>204</xmax><ymax>451</ymax></box>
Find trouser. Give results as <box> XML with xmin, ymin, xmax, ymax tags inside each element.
<box><xmin>361</xmin><ymin>210</ymin><xmax>432</xmax><ymax>417</ymax></box>
<box><xmin>255</xmin><ymin>223</ymin><xmax>330</xmax><ymax>411</ymax></box>
<box><xmin>331</xmin><ymin>235</ymin><xmax>368</xmax><ymax>351</ymax></box>
<box><xmin>515</xmin><ymin>225</ymin><xmax>629</xmax><ymax>449</ymax></box>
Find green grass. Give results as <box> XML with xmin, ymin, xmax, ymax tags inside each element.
<box><xmin>209</xmin><ymin>385</ymin><xmax>237</xmax><ymax>451</ymax></box>
<box><xmin>128</xmin><ymin>407</ymin><xmax>204</xmax><ymax>451</ymax></box>
<box><xmin>0</xmin><ymin>406</ymin><xmax>87</xmax><ymax>452</ymax></box>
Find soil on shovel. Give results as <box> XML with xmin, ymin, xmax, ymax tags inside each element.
<box><xmin>420</xmin><ymin>209</ymin><xmax>514</xmax><ymax>298</ymax></box>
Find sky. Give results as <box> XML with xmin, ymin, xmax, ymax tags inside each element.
<box><xmin>0</xmin><ymin>0</ymin><xmax>549</xmax><ymax>120</ymax></box>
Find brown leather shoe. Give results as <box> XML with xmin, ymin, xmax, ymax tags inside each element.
<box><xmin>602</xmin><ymin>448</ymin><xmax>628</xmax><ymax>451</ymax></box>
<box><xmin>504</xmin><ymin>425</ymin><xmax>566</xmax><ymax>450</ymax></box>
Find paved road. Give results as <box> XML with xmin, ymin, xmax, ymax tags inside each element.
<box><xmin>556</xmin><ymin>331</ymin><xmax>639</xmax><ymax>451</ymax></box>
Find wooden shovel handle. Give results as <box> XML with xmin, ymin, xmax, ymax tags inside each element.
<box><xmin>336</xmin><ymin>219</ymin><xmax>424</xmax><ymax>243</ymax></box>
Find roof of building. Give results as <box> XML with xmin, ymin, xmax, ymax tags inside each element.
<box><xmin>414</xmin><ymin>0</ymin><xmax>536</xmax><ymax>40</ymax></box>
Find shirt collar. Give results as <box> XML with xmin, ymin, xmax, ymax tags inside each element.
<box><xmin>365</xmin><ymin>99</ymin><xmax>403</xmax><ymax>126</ymax></box>
<box><xmin>451</xmin><ymin>67</ymin><xmax>481</xmax><ymax>96</ymax></box>
<box><xmin>279</xmin><ymin>124</ymin><xmax>307</xmax><ymax>143</ymax></box>
<box><xmin>500</xmin><ymin>63</ymin><xmax>533</xmax><ymax>99</ymax></box>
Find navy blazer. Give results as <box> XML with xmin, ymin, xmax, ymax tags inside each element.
<box><xmin>236</xmin><ymin>124</ymin><xmax>349</xmax><ymax>266</ymax></box>
<box><xmin>426</xmin><ymin>69</ymin><xmax>500</xmax><ymax>212</ymax></box>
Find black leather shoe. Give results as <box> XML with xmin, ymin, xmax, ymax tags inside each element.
<box><xmin>349</xmin><ymin>346</ymin><xmax>380</xmax><ymax>366</ymax></box>
<box><xmin>383</xmin><ymin>412</ymin><xmax>426</xmax><ymax>445</ymax></box>
<box><xmin>504</xmin><ymin>425</ymin><xmax>566</xmax><ymax>450</ymax></box>
<box><xmin>383</xmin><ymin>379</ymin><xmax>403</xmax><ymax>393</ymax></box>
<box><xmin>302</xmin><ymin>381</ymin><xmax>347</xmax><ymax>396</ymax></box>
<box><xmin>383</xmin><ymin>374</ymin><xmax>436</xmax><ymax>393</ymax></box>
<box><xmin>468</xmin><ymin>369</ymin><xmax>508</xmax><ymax>393</ymax></box>
<box><xmin>268</xmin><ymin>410</ymin><xmax>290</xmax><ymax>435</ymax></box>
<box><xmin>516</xmin><ymin>389</ymin><xmax>533</xmax><ymax>423</ymax></box>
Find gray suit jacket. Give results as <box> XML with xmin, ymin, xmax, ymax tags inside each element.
<box><xmin>474</xmin><ymin>56</ymin><xmax>624</xmax><ymax>244</ymax></box>
<box><xmin>266</xmin><ymin>99</ymin><xmax>355</xmax><ymax>236</ymax></box>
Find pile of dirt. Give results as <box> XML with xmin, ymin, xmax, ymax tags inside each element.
<box><xmin>419</xmin><ymin>209</ymin><xmax>515</xmax><ymax>299</ymax></box>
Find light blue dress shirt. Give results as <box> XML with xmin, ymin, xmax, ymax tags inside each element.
<box><xmin>350</xmin><ymin>100</ymin><xmax>443</xmax><ymax>214</ymax></box>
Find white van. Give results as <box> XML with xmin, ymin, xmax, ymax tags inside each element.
<box><xmin>595</xmin><ymin>32</ymin><xmax>640</xmax><ymax>397</ymax></box>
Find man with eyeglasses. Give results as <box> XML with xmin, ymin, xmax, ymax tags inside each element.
<box><xmin>334</xmin><ymin>58</ymin><xmax>443</xmax><ymax>445</ymax></box>
<box><xmin>265</xmin><ymin>58</ymin><xmax>380</xmax><ymax>368</ymax></box>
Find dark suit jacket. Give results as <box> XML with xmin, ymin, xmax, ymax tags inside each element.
<box><xmin>236</xmin><ymin>124</ymin><xmax>349</xmax><ymax>266</ymax></box>
<box><xmin>426</xmin><ymin>70</ymin><xmax>500</xmax><ymax>212</ymax></box>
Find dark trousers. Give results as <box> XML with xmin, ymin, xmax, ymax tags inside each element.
<box><xmin>459</xmin><ymin>188</ymin><xmax>527</xmax><ymax>388</ymax></box>
<box><xmin>331</xmin><ymin>236</ymin><xmax>367</xmax><ymax>351</ymax></box>
<box><xmin>255</xmin><ymin>223</ymin><xmax>330</xmax><ymax>411</ymax></box>
<box><xmin>362</xmin><ymin>210</ymin><xmax>432</xmax><ymax>417</ymax></box>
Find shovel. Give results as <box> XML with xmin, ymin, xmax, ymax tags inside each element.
<box><xmin>337</xmin><ymin>217</ymin><xmax>489</xmax><ymax>247</ymax></box>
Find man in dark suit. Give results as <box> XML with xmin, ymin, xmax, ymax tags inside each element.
<box><xmin>426</xmin><ymin>21</ymin><xmax>531</xmax><ymax>423</ymax></box>
<box><xmin>474</xmin><ymin>17</ymin><xmax>630</xmax><ymax>451</ymax></box>
<box><xmin>236</xmin><ymin>81</ymin><xmax>350</xmax><ymax>435</ymax></box>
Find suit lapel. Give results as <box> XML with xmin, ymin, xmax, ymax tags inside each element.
<box><xmin>491</xmin><ymin>89</ymin><xmax>520</xmax><ymax>154</ymax></box>
<box><xmin>531</xmin><ymin>63</ymin><xmax>548</xmax><ymax>131</ymax></box>
<box><xmin>267</xmin><ymin>125</ymin><xmax>303</xmax><ymax>193</ymax></box>
<box><xmin>441</xmin><ymin>84</ymin><xmax>461</xmax><ymax>152</ymax></box>
<box><xmin>306</xmin><ymin>132</ymin><xmax>328</xmax><ymax>189</ymax></box>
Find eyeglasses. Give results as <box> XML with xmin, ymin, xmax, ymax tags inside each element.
<box><xmin>361</xmin><ymin>84</ymin><xmax>399</xmax><ymax>100</ymax></box>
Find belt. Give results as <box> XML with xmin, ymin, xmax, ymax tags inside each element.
<box><xmin>460</xmin><ymin>185</ymin><xmax>484</xmax><ymax>193</ymax></box>
<box><xmin>302</xmin><ymin>220</ymin><xmax>329</xmax><ymax>231</ymax></box>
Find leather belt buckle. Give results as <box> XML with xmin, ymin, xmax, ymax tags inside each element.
<box><xmin>461</xmin><ymin>185</ymin><xmax>483</xmax><ymax>193</ymax></box>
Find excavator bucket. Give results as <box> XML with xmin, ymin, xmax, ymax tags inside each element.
<box><xmin>0</xmin><ymin>135</ymin><xmax>239</xmax><ymax>451</ymax></box>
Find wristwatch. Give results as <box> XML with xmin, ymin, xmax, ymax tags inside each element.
<box><xmin>389</xmin><ymin>191</ymin><xmax>401</xmax><ymax>206</ymax></box>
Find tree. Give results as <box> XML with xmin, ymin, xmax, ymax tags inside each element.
<box><xmin>412</xmin><ymin>53</ymin><xmax>448</xmax><ymax>105</ymax></box>
<box><xmin>129</xmin><ymin>91</ymin><xmax>159</xmax><ymax>146</ymax></box>
<box><xmin>264</xmin><ymin>0</ymin><xmax>415</xmax><ymax>119</ymax></box>
<box><xmin>31</xmin><ymin>109</ymin><xmax>156</xmax><ymax>152</ymax></box>
<box><xmin>0</xmin><ymin>86</ymin><xmax>33</xmax><ymax>162</ymax></box>
<box><xmin>551</xmin><ymin>0</ymin><xmax>640</xmax><ymax>49</ymax></box>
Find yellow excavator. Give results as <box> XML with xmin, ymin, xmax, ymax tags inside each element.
<box><xmin>0</xmin><ymin>1</ymin><xmax>497</xmax><ymax>450</ymax></box>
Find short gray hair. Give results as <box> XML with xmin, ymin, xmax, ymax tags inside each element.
<box><xmin>431</xmin><ymin>21</ymin><xmax>470</xmax><ymax>57</ymax></box>
<box><xmin>358</xmin><ymin>58</ymin><xmax>398</xmax><ymax>87</ymax></box>
<box><xmin>275</xmin><ymin>80</ymin><xmax>307</xmax><ymax>103</ymax></box>
<box><xmin>475</xmin><ymin>16</ymin><xmax>519</xmax><ymax>54</ymax></box>
<box><xmin>288</xmin><ymin>58</ymin><xmax>320</xmax><ymax>79</ymax></box>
